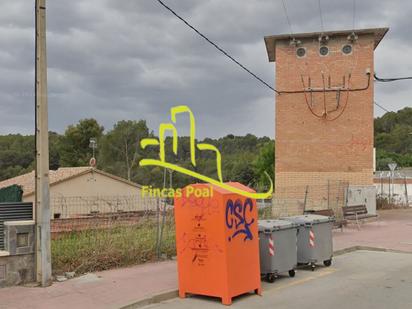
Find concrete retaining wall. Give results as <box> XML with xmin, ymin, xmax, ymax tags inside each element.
<box><xmin>0</xmin><ymin>254</ymin><xmax>35</xmax><ymax>288</ymax></box>
<box><xmin>0</xmin><ymin>221</ymin><xmax>35</xmax><ymax>288</ymax></box>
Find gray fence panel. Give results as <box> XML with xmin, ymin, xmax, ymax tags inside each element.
<box><xmin>0</xmin><ymin>202</ymin><xmax>33</xmax><ymax>250</ymax></box>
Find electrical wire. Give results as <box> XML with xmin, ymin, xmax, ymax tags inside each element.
<box><xmin>318</xmin><ymin>0</ymin><xmax>324</xmax><ymax>32</ymax></box>
<box><xmin>301</xmin><ymin>74</ymin><xmax>351</xmax><ymax>121</ymax></box>
<box><xmin>155</xmin><ymin>0</ymin><xmax>279</xmax><ymax>94</ymax></box>
<box><xmin>374</xmin><ymin>101</ymin><xmax>391</xmax><ymax>113</ymax></box>
<box><xmin>155</xmin><ymin>0</ymin><xmax>383</xmax><ymax>114</ymax></box>
<box><xmin>374</xmin><ymin>73</ymin><xmax>412</xmax><ymax>82</ymax></box>
<box><xmin>352</xmin><ymin>0</ymin><xmax>356</xmax><ymax>29</ymax></box>
<box><xmin>281</xmin><ymin>0</ymin><xmax>294</xmax><ymax>36</ymax></box>
<box><xmin>322</xmin><ymin>72</ymin><xmax>327</xmax><ymax>115</ymax></box>
<box><xmin>279</xmin><ymin>72</ymin><xmax>371</xmax><ymax>94</ymax></box>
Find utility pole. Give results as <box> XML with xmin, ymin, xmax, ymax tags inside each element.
<box><xmin>35</xmin><ymin>0</ymin><xmax>52</xmax><ymax>287</ymax></box>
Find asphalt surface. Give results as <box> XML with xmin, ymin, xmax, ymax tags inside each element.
<box><xmin>143</xmin><ymin>250</ymin><xmax>412</xmax><ymax>309</ymax></box>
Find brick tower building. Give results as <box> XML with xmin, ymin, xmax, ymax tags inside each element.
<box><xmin>264</xmin><ymin>28</ymin><xmax>388</xmax><ymax>215</ymax></box>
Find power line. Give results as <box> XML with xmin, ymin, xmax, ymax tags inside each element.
<box><xmin>155</xmin><ymin>0</ymin><xmax>279</xmax><ymax>94</ymax></box>
<box><xmin>352</xmin><ymin>0</ymin><xmax>356</xmax><ymax>29</ymax></box>
<box><xmin>318</xmin><ymin>0</ymin><xmax>324</xmax><ymax>32</ymax></box>
<box><xmin>374</xmin><ymin>73</ymin><xmax>412</xmax><ymax>82</ymax></box>
<box><xmin>281</xmin><ymin>0</ymin><xmax>294</xmax><ymax>36</ymax></box>
<box><xmin>155</xmin><ymin>0</ymin><xmax>386</xmax><ymax>115</ymax></box>
<box><xmin>374</xmin><ymin>101</ymin><xmax>390</xmax><ymax>113</ymax></box>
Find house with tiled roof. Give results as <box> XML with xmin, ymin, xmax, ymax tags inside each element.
<box><xmin>0</xmin><ymin>167</ymin><xmax>150</xmax><ymax>218</ymax></box>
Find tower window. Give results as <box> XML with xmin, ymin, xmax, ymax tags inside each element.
<box><xmin>296</xmin><ymin>47</ymin><xmax>306</xmax><ymax>58</ymax></box>
<box><xmin>319</xmin><ymin>46</ymin><xmax>329</xmax><ymax>56</ymax></box>
<box><xmin>342</xmin><ymin>44</ymin><xmax>353</xmax><ymax>55</ymax></box>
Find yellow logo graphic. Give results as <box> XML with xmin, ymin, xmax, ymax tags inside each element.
<box><xmin>139</xmin><ymin>106</ymin><xmax>273</xmax><ymax>199</ymax></box>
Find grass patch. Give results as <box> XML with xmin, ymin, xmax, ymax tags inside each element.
<box><xmin>51</xmin><ymin>217</ymin><xmax>176</xmax><ymax>275</ymax></box>
<box><xmin>52</xmin><ymin>206</ymin><xmax>275</xmax><ymax>275</ymax></box>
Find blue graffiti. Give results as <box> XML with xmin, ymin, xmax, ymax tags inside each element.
<box><xmin>225</xmin><ymin>198</ymin><xmax>255</xmax><ymax>241</ymax></box>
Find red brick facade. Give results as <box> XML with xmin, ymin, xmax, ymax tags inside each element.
<box><xmin>265</xmin><ymin>29</ymin><xmax>388</xmax><ymax>214</ymax></box>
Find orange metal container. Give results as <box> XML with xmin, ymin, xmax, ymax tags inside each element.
<box><xmin>174</xmin><ymin>182</ymin><xmax>261</xmax><ymax>305</ymax></box>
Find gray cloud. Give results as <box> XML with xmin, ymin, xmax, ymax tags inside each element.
<box><xmin>0</xmin><ymin>0</ymin><xmax>410</xmax><ymax>138</ymax></box>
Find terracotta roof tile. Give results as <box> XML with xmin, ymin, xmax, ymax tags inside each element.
<box><xmin>0</xmin><ymin>167</ymin><xmax>92</xmax><ymax>196</ymax></box>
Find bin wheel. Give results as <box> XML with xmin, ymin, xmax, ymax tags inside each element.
<box><xmin>266</xmin><ymin>273</ymin><xmax>276</xmax><ymax>283</ymax></box>
<box><xmin>323</xmin><ymin>259</ymin><xmax>332</xmax><ymax>267</ymax></box>
<box><xmin>288</xmin><ymin>269</ymin><xmax>296</xmax><ymax>277</ymax></box>
<box><xmin>311</xmin><ymin>264</ymin><xmax>316</xmax><ymax>271</ymax></box>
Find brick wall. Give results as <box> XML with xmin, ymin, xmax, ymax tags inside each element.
<box><xmin>50</xmin><ymin>211</ymin><xmax>150</xmax><ymax>235</ymax></box>
<box><xmin>274</xmin><ymin>33</ymin><xmax>375</xmax><ymax>214</ymax></box>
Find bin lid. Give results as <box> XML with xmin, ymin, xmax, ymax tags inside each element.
<box><xmin>258</xmin><ymin>219</ymin><xmax>296</xmax><ymax>232</ymax></box>
<box><xmin>280</xmin><ymin>214</ymin><xmax>332</xmax><ymax>226</ymax></box>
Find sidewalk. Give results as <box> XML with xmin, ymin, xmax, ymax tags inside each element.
<box><xmin>1</xmin><ymin>208</ymin><xmax>411</xmax><ymax>309</ymax></box>
<box><xmin>0</xmin><ymin>261</ymin><xmax>178</xmax><ymax>309</ymax></box>
<box><xmin>333</xmin><ymin>208</ymin><xmax>412</xmax><ymax>253</ymax></box>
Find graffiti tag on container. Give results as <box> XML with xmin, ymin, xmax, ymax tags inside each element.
<box><xmin>225</xmin><ymin>198</ymin><xmax>254</xmax><ymax>241</ymax></box>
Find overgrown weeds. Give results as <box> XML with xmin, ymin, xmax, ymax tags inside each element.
<box><xmin>51</xmin><ymin>218</ymin><xmax>175</xmax><ymax>275</ymax></box>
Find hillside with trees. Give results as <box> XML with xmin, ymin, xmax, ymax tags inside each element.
<box><xmin>374</xmin><ymin>107</ymin><xmax>412</xmax><ymax>170</ymax></box>
<box><xmin>0</xmin><ymin>119</ymin><xmax>274</xmax><ymax>190</ymax></box>
<box><xmin>0</xmin><ymin>107</ymin><xmax>410</xmax><ymax>188</ymax></box>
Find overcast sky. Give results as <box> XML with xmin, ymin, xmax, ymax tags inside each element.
<box><xmin>0</xmin><ymin>0</ymin><xmax>411</xmax><ymax>138</ymax></box>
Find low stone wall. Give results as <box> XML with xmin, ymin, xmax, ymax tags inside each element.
<box><xmin>0</xmin><ymin>254</ymin><xmax>34</xmax><ymax>288</ymax></box>
<box><xmin>51</xmin><ymin>211</ymin><xmax>155</xmax><ymax>235</ymax></box>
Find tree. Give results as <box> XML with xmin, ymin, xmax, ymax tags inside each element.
<box><xmin>374</xmin><ymin>107</ymin><xmax>412</xmax><ymax>169</ymax></box>
<box><xmin>0</xmin><ymin>134</ymin><xmax>34</xmax><ymax>180</ymax></box>
<box><xmin>58</xmin><ymin>119</ymin><xmax>104</xmax><ymax>167</ymax></box>
<box><xmin>2</xmin><ymin>106</ymin><xmax>409</xmax><ymax>185</ymax></box>
<box><xmin>253</xmin><ymin>141</ymin><xmax>274</xmax><ymax>189</ymax></box>
<box><xmin>99</xmin><ymin>120</ymin><xmax>150</xmax><ymax>181</ymax></box>
<box><xmin>230</xmin><ymin>161</ymin><xmax>256</xmax><ymax>186</ymax></box>
<box><xmin>49</xmin><ymin>132</ymin><xmax>61</xmax><ymax>170</ymax></box>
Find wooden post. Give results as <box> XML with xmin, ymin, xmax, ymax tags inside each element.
<box><xmin>35</xmin><ymin>0</ymin><xmax>52</xmax><ymax>287</ymax></box>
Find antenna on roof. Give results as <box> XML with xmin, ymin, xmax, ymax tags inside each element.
<box><xmin>89</xmin><ymin>138</ymin><xmax>97</xmax><ymax>167</ymax></box>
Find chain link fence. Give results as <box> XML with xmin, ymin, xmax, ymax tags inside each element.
<box><xmin>50</xmin><ymin>195</ymin><xmax>175</xmax><ymax>275</ymax></box>
<box><xmin>51</xmin><ymin>180</ymin><xmax>350</xmax><ymax>275</ymax></box>
<box><xmin>259</xmin><ymin>180</ymin><xmax>349</xmax><ymax>220</ymax></box>
<box><xmin>375</xmin><ymin>174</ymin><xmax>411</xmax><ymax>208</ymax></box>
<box><xmin>50</xmin><ymin>195</ymin><xmax>157</xmax><ymax>219</ymax></box>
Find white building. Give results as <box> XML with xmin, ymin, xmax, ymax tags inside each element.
<box><xmin>0</xmin><ymin>167</ymin><xmax>155</xmax><ymax>218</ymax></box>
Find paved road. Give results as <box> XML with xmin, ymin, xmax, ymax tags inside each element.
<box><xmin>144</xmin><ymin>250</ymin><xmax>412</xmax><ymax>309</ymax></box>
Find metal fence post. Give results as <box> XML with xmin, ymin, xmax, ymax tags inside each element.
<box><xmin>327</xmin><ymin>180</ymin><xmax>330</xmax><ymax>209</ymax></box>
<box><xmin>303</xmin><ymin>185</ymin><xmax>309</xmax><ymax>213</ymax></box>
<box><xmin>155</xmin><ymin>197</ymin><xmax>161</xmax><ymax>258</ymax></box>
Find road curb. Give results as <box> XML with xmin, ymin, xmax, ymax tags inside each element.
<box><xmin>119</xmin><ymin>289</ymin><xmax>178</xmax><ymax>309</ymax></box>
<box><xmin>119</xmin><ymin>246</ymin><xmax>412</xmax><ymax>309</ymax></box>
<box><xmin>333</xmin><ymin>246</ymin><xmax>359</xmax><ymax>256</ymax></box>
<box><xmin>334</xmin><ymin>245</ymin><xmax>412</xmax><ymax>256</ymax></box>
<box><xmin>353</xmin><ymin>245</ymin><xmax>412</xmax><ymax>254</ymax></box>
